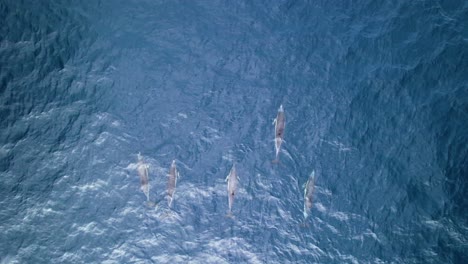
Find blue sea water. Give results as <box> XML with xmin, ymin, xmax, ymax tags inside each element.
<box><xmin>1</xmin><ymin>0</ymin><xmax>467</xmax><ymax>263</ymax></box>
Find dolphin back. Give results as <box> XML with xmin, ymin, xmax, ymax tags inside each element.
<box><xmin>303</xmin><ymin>170</ymin><xmax>316</xmax><ymax>219</ymax></box>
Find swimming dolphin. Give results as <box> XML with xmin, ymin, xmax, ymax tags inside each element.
<box><xmin>167</xmin><ymin>160</ymin><xmax>179</xmax><ymax>208</ymax></box>
<box><xmin>226</xmin><ymin>164</ymin><xmax>239</xmax><ymax>217</ymax></box>
<box><xmin>303</xmin><ymin>170</ymin><xmax>316</xmax><ymax>220</ymax></box>
<box><xmin>273</xmin><ymin>104</ymin><xmax>285</xmax><ymax>163</ymax></box>
<box><xmin>136</xmin><ymin>153</ymin><xmax>150</xmax><ymax>202</ymax></box>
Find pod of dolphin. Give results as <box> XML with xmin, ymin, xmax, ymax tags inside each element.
<box><xmin>135</xmin><ymin>105</ymin><xmax>316</xmax><ymax>222</ymax></box>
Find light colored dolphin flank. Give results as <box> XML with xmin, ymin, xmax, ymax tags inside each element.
<box><xmin>136</xmin><ymin>153</ymin><xmax>150</xmax><ymax>202</ymax></box>
<box><xmin>226</xmin><ymin>164</ymin><xmax>239</xmax><ymax>217</ymax></box>
<box><xmin>303</xmin><ymin>170</ymin><xmax>316</xmax><ymax>220</ymax></box>
<box><xmin>272</xmin><ymin>104</ymin><xmax>285</xmax><ymax>163</ymax></box>
<box><xmin>167</xmin><ymin>160</ymin><xmax>179</xmax><ymax>208</ymax></box>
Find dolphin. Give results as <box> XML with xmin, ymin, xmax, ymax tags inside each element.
<box><xmin>167</xmin><ymin>160</ymin><xmax>179</xmax><ymax>208</ymax></box>
<box><xmin>136</xmin><ymin>153</ymin><xmax>150</xmax><ymax>202</ymax></box>
<box><xmin>303</xmin><ymin>170</ymin><xmax>316</xmax><ymax>221</ymax></box>
<box><xmin>226</xmin><ymin>164</ymin><xmax>239</xmax><ymax>217</ymax></box>
<box><xmin>272</xmin><ymin>104</ymin><xmax>285</xmax><ymax>163</ymax></box>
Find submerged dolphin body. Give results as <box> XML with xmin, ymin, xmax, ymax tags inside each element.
<box><xmin>167</xmin><ymin>160</ymin><xmax>179</xmax><ymax>208</ymax></box>
<box><xmin>303</xmin><ymin>170</ymin><xmax>316</xmax><ymax>220</ymax></box>
<box><xmin>226</xmin><ymin>164</ymin><xmax>239</xmax><ymax>217</ymax></box>
<box><xmin>273</xmin><ymin>105</ymin><xmax>285</xmax><ymax>163</ymax></box>
<box><xmin>136</xmin><ymin>153</ymin><xmax>150</xmax><ymax>202</ymax></box>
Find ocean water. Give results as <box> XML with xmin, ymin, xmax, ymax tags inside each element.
<box><xmin>1</xmin><ymin>0</ymin><xmax>467</xmax><ymax>263</ymax></box>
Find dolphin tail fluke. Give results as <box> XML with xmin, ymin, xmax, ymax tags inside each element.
<box><xmin>146</xmin><ymin>200</ymin><xmax>157</xmax><ymax>207</ymax></box>
<box><xmin>226</xmin><ymin>211</ymin><xmax>235</xmax><ymax>219</ymax></box>
<box><xmin>272</xmin><ymin>152</ymin><xmax>280</xmax><ymax>164</ymax></box>
<box><xmin>168</xmin><ymin>192</ymin><xmax>176</xmax><ymax>209</ymax></box>
<box><xmin>160</xmin><ymin>210</ymin><xmax>172</xmax><ymax>220</ymax></box>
